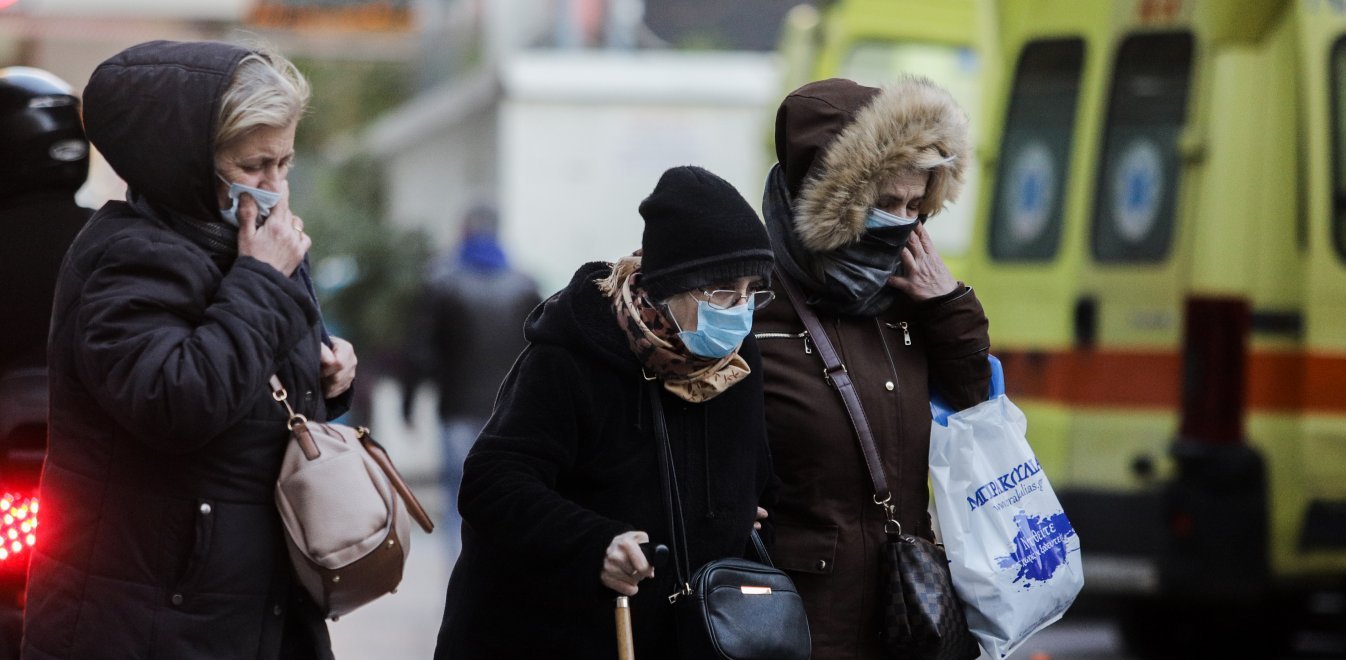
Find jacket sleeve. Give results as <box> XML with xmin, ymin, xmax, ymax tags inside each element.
<box><xmin>458</xmin><ymin>345</ymin><xmax>633</xmax><ymax>594</ymax></box>
<box><xmin>74</xmin><ymin>238</ymin><xmax>319</xmax><ymax>452</ymax></box>
<box><xmin>916</xmin><ymin>284</ymin><xmax>992</xmax><ymax>411</ymax></box>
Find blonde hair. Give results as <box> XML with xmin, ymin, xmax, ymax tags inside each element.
<box><xmin>214</xmin><ymin>48</ymin><xmax>310</xmax><ymax>151</ymax></box>
<box><xmin>906</xmin><ymin>148</ymin><xmax>959</xmax><ymax>218</ymax></box>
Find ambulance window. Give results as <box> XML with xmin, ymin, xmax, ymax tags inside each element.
<box><xmin>988</xmin><ymin>39</ymin><xmax>1085</xmax><ymax>261</ymax></box>
<box><xmin>1091</xmin><ymin>33</ymin><xmax>1194</xmax><ymax>263</ymax></box>
<box><xmin>843</xmin><ymin>42</ymin><xmax>982</xmax><ymax>257</ymax></box>
<box><xmin>1333</xmin><ymin>37</ymin><xmax>1346</xmax><ymax>261</ymax></box>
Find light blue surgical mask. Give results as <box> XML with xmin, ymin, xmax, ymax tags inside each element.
<box><xmin>676</xmin><ymin>297</ymin><xmax>755</xmax><ymax>359</ymax></box>
<box><xmin>218</xmin><ymin>174</ymin><xmax>282</xmax><ymax>227</ymax></box>
<box><xmin>864</xmin><ymin>206</ymin><xmax>918</xmax><ymax>229</ymax></box>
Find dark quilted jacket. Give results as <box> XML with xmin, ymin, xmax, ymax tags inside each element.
<box><xmin>22</xmin><ymin>41</ymin><xmax>347</xmax><ymax>660</ymax></box>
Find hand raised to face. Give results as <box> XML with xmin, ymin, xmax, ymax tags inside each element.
<box><xmin>885</xmin><ymin>223</ymin><xmax>957</xmax><ymax>301</ymax></box>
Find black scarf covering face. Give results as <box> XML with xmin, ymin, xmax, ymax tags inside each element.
<box><xmin>762</xmin><ymin>165</ymin><xmax>906</xmax><ymax>317</ymax></box>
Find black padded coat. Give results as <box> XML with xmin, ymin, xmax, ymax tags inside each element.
<box><xmin>22</xmin><ymin>41</ymin><xmax>347</xmax><ymax>660</ymax></box>
<box><xmin>434</xmin><ymin>262</ymin><xmax>774</xmax><ymax>660</ymax></box>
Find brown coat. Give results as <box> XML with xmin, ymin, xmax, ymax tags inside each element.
<box><xmin>755</xmin><ymin>280</ymin><xmax>990</xmax><ymax>659</ymax></box>
<box><xmin>762</xmin><ymin>76</ymin><xmax>989</xmax><ymax>658</ymax></box>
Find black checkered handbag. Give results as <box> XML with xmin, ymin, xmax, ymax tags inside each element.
<box><xmin>878</xmin><ymin>530</ymin><xmax>980</xmax><ymax>660</ymax></box>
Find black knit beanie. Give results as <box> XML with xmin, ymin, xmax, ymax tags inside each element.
<box><xmin>638</xmin><ymin>166</ymin><xmax>775</xmax><ymax>301</ymax></box>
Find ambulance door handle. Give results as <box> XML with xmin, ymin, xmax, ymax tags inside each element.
<box><xmin>1074</xmin><ymin>296</ymin><xmax>1097</xmax><ymax>349</ymax></box>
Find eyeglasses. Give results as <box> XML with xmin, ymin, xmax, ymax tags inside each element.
<box><xmin>692</xmin><ymin>288</ymin><xmax>775</xmax><ymax>311</ymax></box>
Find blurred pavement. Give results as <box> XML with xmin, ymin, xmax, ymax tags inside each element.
<box><xmin>325</xmin><ymin>480</ymin><xmax>1135</xmax><ymax>660</ymax></box>
<box><xmin>329</xmin><ymin>484</ymin><xmax>449</xmax><ymax>660</ymax></box>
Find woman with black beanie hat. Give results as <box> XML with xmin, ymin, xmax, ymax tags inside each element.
<box><xmin>433</xmin><ymin>166</ymin><xmax>778</xmax><ymax>659</ymax></box>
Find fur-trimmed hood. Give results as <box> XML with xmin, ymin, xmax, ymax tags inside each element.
<box><xmin>777</xmin><ymin>76</ymin><xmax>970</xmax><ymax>253</ymax></box>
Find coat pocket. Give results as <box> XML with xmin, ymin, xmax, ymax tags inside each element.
<box><xmin>173</xmin><ymin>498</ymin><xmax>216</xmax><ymax>592</ymax></box>
<box><xmin>754</xmin><ymin>330</ymin><xmax>813</xmax><ymax>355</ymax></box>
<box><xmin>771</xmin><ymin>521</ymin><xmax>839</xmax><ymax>575</ymax></box>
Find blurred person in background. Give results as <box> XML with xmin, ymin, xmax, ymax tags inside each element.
<box><xmin>399</xmin><ymin>203</ymin><xmax>540</xmax><ymax>562</ymax></box>
<box><xmin>754</xmin><ymin>76</ymin><xmax>992</xmax><ymax>659</ymax></box>
<box><xmin>433</xmin><ymin>166</ymin><xmax>775</xmax><ymax>659</ymax></box>
<box><xmin>23</xmin><ymin>41</ymin><xmax>355</xmax><ymax>660</ymax></box>
<box><xmin>0</xmin><ymin>67</ymin><xmax>91</xmax><ymax>376</ymax></box>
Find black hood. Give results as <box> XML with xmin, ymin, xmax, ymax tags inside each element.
<box><xmin>83</xmin><ymin>40</ymin><xmax>251</xmax><ymax>223</ymax></box>
<box><xmin>524</xmin><ymin>262</ymin><xmax>641</xmax><ymax>376</ymax></box>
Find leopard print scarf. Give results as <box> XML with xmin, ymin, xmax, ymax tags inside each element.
<box><xmin>596</xmin><ymin>255</ymin><xmax>750</xmax><ymax>403</ymax></box>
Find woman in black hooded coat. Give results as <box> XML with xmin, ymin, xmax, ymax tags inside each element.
<box><xmin>22</xmin><ymin>40</ymin><xmax>355</xmax><ymax>660</ymax></box>
<box><xmin>434</xmin><ymin>166</ymin><xmax>779</xmax><ymax>659</ymax></box>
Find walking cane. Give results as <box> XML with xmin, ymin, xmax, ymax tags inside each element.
<box><xmin>615</xmin><ymin>596</ymin><xmax>635</xmax><ymax>660</ymax></box>
<box><xmin>613</xmin><ymin>543</ymin><xmax>669</xmax><ymax>660</ymax></box>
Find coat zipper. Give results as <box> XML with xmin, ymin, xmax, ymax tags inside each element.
<box><xmin>875</xmin><ymin>319</ymin><xmax>902</xmax><ymax>388</ymax></box>
<box><xmin>753</xmin><ymin>330</ymin><xmax>812</xmax><ymax>354</ymax></box>
<box><xmin>875</xmin><ymin>319</ymin><xmax>913</xmax><ymax>526</ymax></box>
<box><xmin>883</xmin><ymin>321</ymin><xmax>912</xmax><ymax>346</ymax></box>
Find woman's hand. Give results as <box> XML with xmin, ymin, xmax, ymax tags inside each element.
<box><xmin>886</xmin><ymin>223</ymin><xmax>956</xmax><ymax>301</ymax></box>
<box><xmin>754</xmin><ymin>507</ymin><xmax>768</xmax><ymax>531</ymax></box>
<box><xmin>237</xmin><ymin>181</ymin><xmax>309</xmax><ymax>277</ymax></box>
<box><xmin>601</xmin><ymin>531</ymin><xmax>653</xmax><ymax>596</ymax></box>
<box><xmin>321</xmin><ymin>337</ymin><xmax>357</xmax><ymax>399</ymax></box>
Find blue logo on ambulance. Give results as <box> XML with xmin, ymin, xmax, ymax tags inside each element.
<box><xmin>1005</xmin><ymin>141</ymin><xmax>1056</xmax><ymax>244</ymax></box>
<box><xmin>1110</xmin><ymin>138</ymin><xmax>1163</xmax><ymax>243</ymax></box>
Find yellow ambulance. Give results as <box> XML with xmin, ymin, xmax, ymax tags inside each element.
<box><xmin>782</xmin><ymin>0</ymin><xmax>1346</xmax><ymax>654</ymax></box>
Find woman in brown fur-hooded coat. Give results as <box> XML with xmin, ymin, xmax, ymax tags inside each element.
<box><xmin>754</xmin><ymin>76</ymin><xmax>992</xmax><ymax>659</ymax></box>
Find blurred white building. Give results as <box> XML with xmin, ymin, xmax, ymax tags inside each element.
<box><xmin>366</xmin><ymin>0</ymin><xmax>781</xmax><ymax>292</ymax></box>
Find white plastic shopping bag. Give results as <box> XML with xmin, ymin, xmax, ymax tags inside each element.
<box><xmin>929</xmin><ymin>360</ymin><xmax>1084</xmax><ymax>659</ymax></box>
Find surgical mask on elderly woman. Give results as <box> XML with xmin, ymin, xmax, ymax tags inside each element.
<box><xmin>677</xmin><ymin>298</ymin><xmax>755</xmax><ymax>359</ymax></box>
<box><xmin>812</xmin><ymin>208</ymin><xmax>921</xmax><ymax>316</ymax></box>
<box><xmin>217</xmin><ymin>174</ymin><xmax>282</xmax><ymax>227</ymax></box>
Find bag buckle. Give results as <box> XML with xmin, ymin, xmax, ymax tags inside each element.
<box><xmin>874</xmin><ymin>492</ymin><xmax>902</xmax><ymax>536</ymax></box>
<box><xmin>667</xmin><ymin>583</ymin><xmax>692</xmax><ymax>605</ymax></box>
<box><xmin>823</xmin><ymin>363</ymin><xmax>847</xmax><ymax>387</ymax></box>
<box><xmin>272</xmin><ymin>384</ymin><xmax>301</xmax><ymax>422</ymax></box>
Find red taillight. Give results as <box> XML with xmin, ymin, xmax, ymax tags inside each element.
<box><xmin>0</xmin><ymin>494</ymin><xmax>38</xmax><ymax>564</ymax></box>
<box><xmin>1179</xmin><ymin>297</ymin><xmax>1249</xmax><ymax>444</ymax></box>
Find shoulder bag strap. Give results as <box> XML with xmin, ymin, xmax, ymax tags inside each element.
<box><xmin>650</xmin><ymin>383</ymin><xmax>779</xmax><ymax>581</ymax></box>
<box><xmin>648</xmin><ymin>383</ymin><xmax>693</xmax><ymax>601</ymax></box>
<box><xmin>749</xmin><ymin>529</ymin><xmax>774</xmax><ymax>567</ymax></box>
<box><xmin>775</xmin><ymin>274</ymin><xmax>889</xmax><ymax>497</ymax></box>
<box><xmin>775</xmin><ymin>274</ymin><xmax>897</xmax><ymax>518</ymax></box>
